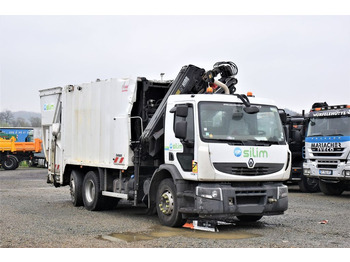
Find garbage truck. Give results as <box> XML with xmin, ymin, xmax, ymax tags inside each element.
<box><xmin>303</xmin><ymin>102</ymin><xmax>350</xmax><ymax>195</ymax></box>
<box><xmin>39</xmin><ymin>62</ymin><xmax>290</xmax><ymax>227</ymax></box>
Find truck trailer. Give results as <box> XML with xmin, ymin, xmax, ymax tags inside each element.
<box><xmin>303</xmin><ymin>102</ymin><xmax>350</xmax><ymax>195</ymax></box>
<box><xmin>39</xmin><ymin>62</ymin><xmax>290</xmax><ymax>227</ymax></box>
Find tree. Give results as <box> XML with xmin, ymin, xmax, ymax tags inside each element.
<box><xmin>29</xmin><ymin>117</ymin><xmax>41</xmax><ymax>127</ymax></box>
<box><xmin>12</xmin><ymin>117</ymin><xmax>29</xmax><ymax>127</ymax></box>
<box><xmin>0</xmin><ymin>110</ymin><xmax>14</xmax><ymax>125</ymax></box>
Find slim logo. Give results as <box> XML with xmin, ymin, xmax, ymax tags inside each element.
<box><xmin>44</xmin><ymin>103</ymin><xmax>54</xmax><ymax>111</ymax></box>
<box><xmin>234</xmin><ymin>147</ymin><xmax>268</xmax><ymax>158</ymax></box>
<box><xmin>234</xmin><ymin>147</ymin><xmax>242</xmax><ymax>157</ymax></box>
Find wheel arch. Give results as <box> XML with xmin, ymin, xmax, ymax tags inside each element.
<box><xmin>62</xmin><ymin>164</ymin><xmax>98</xmax><ymax>186</ymax></box>
<box><xmin>148</xmin><ymin>164</ymin><xmax>183</xmax><ymax>210</ymax></box>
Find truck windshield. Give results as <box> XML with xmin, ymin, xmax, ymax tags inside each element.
<box><xmin>306</xmin><ymin>116</ymin><xmax>350</xmax><ymax>137</ymax></box>
<box><xmin>198</xmin><ymin>102</ymin><xmax>285</xmax><ymax>144</ymax></box>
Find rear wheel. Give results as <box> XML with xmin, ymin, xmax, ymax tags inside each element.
<box><xmin>70</xmin><ymin>170</ymin><xmax>83</xmax><ymax>206</ymax></box>
<box><xmin>156</xmin><ymin>178</ymin><xmax>185</xmax><ymax>227</ymax></box>
<box><xmin>82</xmin><ymin>171</ymin><xmax>104</xmax><ymax>211</ymax></box>
<box><xmin>2</xmin><ymin>155</ymin><xmax>19</xmax><ymax>170</ymax></box>
<box><xmin>319</xmin><ymin>180</ymin><xmax>344</xmax><ymax>196</ymax></box>
<box><xmin>236</xmin><ymin>215</ymin><xmax>263</xmax><ymax>222</ymax></box>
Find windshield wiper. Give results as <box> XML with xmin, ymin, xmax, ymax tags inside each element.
<box><xmin>247</xmin><ymin>139</ymin><xmax>280</xmax><ymax>146</ymax></box>
<box><xmin>309</xmin><ymin>133</ymin><xmax>323</xmax><ymax>137</ymax></box>
<box><xmin>327</xmin><ymin>133</ymin><xmax>344</xmax><ymax>136</ymax></box>
<box><xmin>214</xmin><ymin>139</ymin><xmax>245</xmax><ymax>145</ymax></box>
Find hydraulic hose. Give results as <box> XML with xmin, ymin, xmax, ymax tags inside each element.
<box><xmin>214</xmin><ymin>80</ymin><xmax>230</xmax><ymax>94</ymax></box>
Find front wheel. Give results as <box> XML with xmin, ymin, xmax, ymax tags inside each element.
<box><xmin>156</xmin><ymin>178</ymin><xmax>185</xmax><ymax>227</ymax></box>
<box><xmin>319</xmin><ymin>180</ymin><xmax>344</xmax><ymax>196</ymax></box>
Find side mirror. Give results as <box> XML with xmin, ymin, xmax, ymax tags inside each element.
<box><xmin>176</xmin><ymin>105</ymin><xmax>188</xmax><ymax>117</ymax></box>
<box><xmin>283</xmin><ymin>125</ymin><xmax>290</xmax><ymax>142</ymax></box>
<box><xmin>170</xmin><ymin>105</ymin><xmax>188</xmax><ymax>117</ymax></box>
<box><xmin>175</xmin><ymin>121</ymin><xmax>187</xmax><ymax>139</ymax></box>
<box><xmin>278</xmin><ymin>109</ymin><xmax>287</xmax><ymax>124</ymax></box>
<box><xmin>243</xmin><ymin>106</ymin><xmax>259</xmax><ymax>114</ymax></box>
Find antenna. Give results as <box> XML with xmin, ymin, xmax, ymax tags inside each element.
<box><xmin>160</xmin><ymin>73</ymin><xmax>165</xmax><ymax>81</ymax></box>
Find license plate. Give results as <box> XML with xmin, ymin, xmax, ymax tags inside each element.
<box><xmin>319</xmin><ymin>169</ymin><xmax>332</xmax><ymax>175</ymax></box>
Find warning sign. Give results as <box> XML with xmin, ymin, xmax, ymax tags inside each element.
<box><xmin>192</xmin><ymin>160</ymin><xmax>198</xmax><ymax>174</ymax></box>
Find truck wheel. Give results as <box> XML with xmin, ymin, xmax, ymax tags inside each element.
<box><xmin>156</xmin><ymin>178</ymin><xmax>185</xmax><ymax>227</ymax></box>
<box><xmin>70</xmin><ymin>170</ymin><xmax>84</xmax><ymax>206</ymax></box>
<box><xmin>298</xmin><ymin>175</ymin><xmax>320</xmax><ymax>193</ymax></box>
<box><xmin>236</xmin><ymin>215</ymin><xmax>263</xmax><ymax>222</ymax></box>
<box><xmin>2</xmin><ymin>155</ymin><xmax>19</xmax><ymax>170</ymax></box>
<box><xmin>82</xmin><ymin>171</ymin><xmax>104</xmax><ymax>211</ymax></box>
<box><xmin>319</xmin><ymin>180</ymin><xmax>344</xmax><ymax>196</ymax></box>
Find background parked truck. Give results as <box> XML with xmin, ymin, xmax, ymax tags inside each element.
<box><xmin>40</xmin><ymin>62</ymin><xmax>290</xmax><ymax>227</ymax></box>
<box><xmin>0</xmin><ymin>127</ymin><xmax>42</xmax><ymax>170</ymax></box>
<box><xmin>279</xmin><ymin>111</ymin><xmax>320</xmax><ymax>192</ymax></box>
<box><xmin>303</xmin><ymin>102</ymin><xmax>350</xmax><ymax>195</ymax></box>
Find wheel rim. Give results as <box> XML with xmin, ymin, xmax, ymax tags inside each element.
<box><xmin>85</xmin><ymin>180</ymin><xmax>95</xmax><ymax>203</ymax></box>
<box><xmin>4</xmin><ymin>158</ymin><xmax>15</xmax><ymax>168</ymax></box>
<box><xmin>159</xmin><ymin>190</ymin><xmax>174</xmax><ymax>216</ymax></box>
<box><xmin>70</xmin><ymin>178</ymin><xmax>76</xmax><ymax>202</ymax></box>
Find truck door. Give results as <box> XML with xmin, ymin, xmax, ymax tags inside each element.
<box><xmin>165</xmin><ymin>103</ymin><xmax>196</xmax><ymax>179</ymax></box>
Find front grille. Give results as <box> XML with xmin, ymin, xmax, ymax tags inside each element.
<box><xmin>317</xmin><ymin>160</ymin><xmax>338</xmax><ymax>169</ymax></box>
<box><xmin>213</xmin><ymin>163</ymin><xmax>284</xmax><ymax>176</ymax></box>
<box><xmin>235</xmin><ymin>190</ymin><xmax>266</xmax><ymax>205</ymax></box>
<box><xmin>312</xmin><ymin>147</ymin><xmax>344</xmax><ymax>157</ymax></box>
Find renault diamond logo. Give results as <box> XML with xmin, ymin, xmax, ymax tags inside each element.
<box><xmin>247</xmin><ymin>158</ymin><xmax>255</xmax><ymax>168</ymax></box>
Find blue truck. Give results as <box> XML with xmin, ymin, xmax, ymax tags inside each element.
<box><xmin>0</xmin><ymin>127</ymin><xmax>34</xmax><ymax>142</ymax></box>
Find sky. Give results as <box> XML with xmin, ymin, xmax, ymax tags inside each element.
<box><xmin>0</xmin><ymin>2</ymin><xmax>350</xmax><ymax>114</ymax></box>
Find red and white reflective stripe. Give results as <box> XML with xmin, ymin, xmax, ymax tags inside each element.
<box><xmin>113</xmin><ymin>157</ymin><xmax>124</xmax><ymax>164</ymax></box>
<box><xmin>55</xmin><ymin>164</ymin><xmax>60</xmax><ymax>170</ymax></box>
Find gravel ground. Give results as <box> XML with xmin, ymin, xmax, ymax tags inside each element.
<box><xmin>1</xmin><ymin>167</ymin><xmax>349</xmax><ymax>248</ymax></box>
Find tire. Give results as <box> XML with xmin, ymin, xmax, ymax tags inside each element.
<box><xmin>70</xmin><ymin>170</ymin><xmax>84</xmax><ymax>206</ymax></box>
<box><xmin>156</xmin><ymin>178</ymin><xmax>185</xmax><ymax>227</ymax></box>
<box><xmin>2</xmin><ymin>155</ymin><xmax>19</xmax><ymax>170</ymax></box>
<box><xmin>82</xmin><ymin>171</ymin><xmax>104</xmax><ymax>211</ymax></box>
<box><xmin>298</xmin><ymin>175</ymin><xmax>320</xmax><ymax>193</ymax></box>
<box><xmin>319</xmin><ymin>180</ymin><xmax>344</xmax><ymax>196</ymax></box>
<box><xmin>236</xmin><ymin>215</ymin><xmax>263</xmax><ymax>222</ymax></box>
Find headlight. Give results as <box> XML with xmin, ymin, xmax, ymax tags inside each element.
<box><xmin>343</xmin><ymin>170</ymin><xmax>350</xmax><ymax>177</ymax></box>
<box><xmin>196</xmin><ymin>187</ymin><xmax>222</xmax><ymax>201</ymax></box>
<box><xmin>303</xmin><ymin>168</ymin><xmax>311</xmax><ymax>175</ymax></box>
<box><xmin>277</xmin><ymin>185</ymin><xmax>288</xmax><ymax>199</ymax></box>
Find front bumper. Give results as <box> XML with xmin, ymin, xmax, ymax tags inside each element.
<box><xmin>180</xmin><ymin>182</ymin><xmax>288</xmax><ymax>219</ymax></box>
<box><xmin>303</xmin><ymin>161</ymin><xmax>350</xmax><ymax>181</ymax></box>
